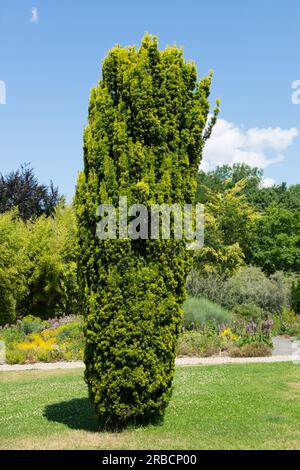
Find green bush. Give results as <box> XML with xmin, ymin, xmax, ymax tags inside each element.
<box><xmin>183</xmin><ymin>296</ymin><xmax>232</xmax><ymax>328</ymax></box>
<box><xmin>187</xmin><ymin>266</ymin><xmax>293</xmax><ymax>314</ymax></box>
<box><xmin>5</xmin><ymin>346</ymin><xmax>27</xmax><ymax>364</ymax></box>
<box><xmin>233</xmin><ymin>319</ymin><xmax>273</xmax><ymax>348</ymax></box>
<box><xmin>55</xmin><ymin>321</ymin><xmax>85</xmax><ymax>360</ymax></box>
<box><xmin>75</xmin><ymin>35</ymin><xmax>218</xmax><ymax>427</ymax></box>
<box><xmin>233</xmin><ymin>303</ymin><xmax>267</xmax><ymax>321</ymax></box>
<box><xmin>0</xmin><ymin>326</ymin><xmax>25</xmax><ymax>345</ymax></box>
<box><xmin>20</xmin><ymin>315</ymin><xmax>47</xmax><ymax>335</ymax></box>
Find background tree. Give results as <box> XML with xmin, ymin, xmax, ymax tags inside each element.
<box><xmin>0</xmin><ymin>205</ymin><xmax>79</xmax><ymax>325</ymax></box>
<box><xmin>195</xmin><ymin>164</ymin><xmax>300</xmax><ymax>275</ymax></box>
<box><xmin>0</xmin><ymin>164</ymin><xmax>61</xmax><ymax>220</ymax></box>
<box><xmin>195</xmin><ymin>163</ymin><xmax>263</xmax><ymax>205</ymax></box>
<box><xmin>21</xmin><ymin>204</ymin><xmax>79</xmax><ymax>319</ymax></box>
<box><xmin>0</xmin><ymin>211</ymin><xmax>28</xmax><ymax>325</ymax></box>
<box><xmin>194</xmin><ymin>180</ymin><xmax>258</xmax><ymax>275</ymax></box>
<box><xmin>248</xmin><ymin>205</ymin><xmax>300</xmax><ymax>274</ymax></box>
<box><xmin>76</xmin><ymin>35</ymin><xmax>218</xmax><ymax>427</ymax></box>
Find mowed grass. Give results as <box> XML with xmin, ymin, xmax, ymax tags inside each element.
<box><xmin>1</xmin><ymin>363</ymin><xmax>300</xmax><ymax>450</ymax></box>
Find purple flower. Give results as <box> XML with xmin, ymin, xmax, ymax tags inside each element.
<box><xmin>262</xmin><ymin>319</ymin><xmax>273</xmax><ymax>335</ymax></box>
<box><xmin>246</xmin><ymin>321</ymin><xmax>257</xmax><ymax>335</ymax></box>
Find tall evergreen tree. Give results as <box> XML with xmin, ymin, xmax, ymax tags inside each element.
<box><xmin>76</xmin><ymin>35</ymin><xmax>218</xmax><ymax>427</ymax></box>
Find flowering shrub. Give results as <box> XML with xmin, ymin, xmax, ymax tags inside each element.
<box><xmin>219</xmin><ymin>327</ymin><xmax>238</xmax><ymax>342</ymax></box>
<box><xmin>227</xmin><ymin>319</ymin><xmax>273</xmax><ymax>348</ymax></box>
<box><xmin>178</xmin><ymin>318</ymin><xmax>273</xmax><ymax>357</ymax></box>
<box><xmin>1</xmin><ymin>313</ymin><xmax>275</xmax><ymax>362</ymax></box>
<box><xmin>177</xmin><ymin>331</ymin><xmax>223</xmax><ymax>357</ymax></box>
<box><xmin>1</xmin><ymin>315</ymin><xmax>84</xmax><ymax>364</ymax></box>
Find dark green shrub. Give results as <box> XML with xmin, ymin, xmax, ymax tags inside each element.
<box><xmin>75</xmin><ymin>35</ymin><xmax>218</xmax><ymax>427</ymax></box>
<box><xmin>291</xmin><ymin>278</ymin><xmax>300</xmax><ymax>315</ymax></box>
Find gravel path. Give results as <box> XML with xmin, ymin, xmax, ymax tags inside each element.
<box><xmin>272</xmin><ymin>336</ymin><xmax>297</xmax><ymax>356</ymax></box>
<box><xmin>1</xmin><ymin>354</ymin><xmax>300</xmax><ymax>372</ymax></box>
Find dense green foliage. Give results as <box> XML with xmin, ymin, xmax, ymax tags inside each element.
<box><xmin>249</xmin><ymin>205</ymin><xmax>300</xmax><ymax>274</ymax></box>
<box><xmin>187</xmin><ymin>266</ymin><xmax>293</xmax><ymax>314</ymax></box>
<box><xmin>75</xmin><ymin>35</ymin><xmax>218</xmax><ymax>427</ymax></box>
<box><xmin>0</xmin><ymin>205</ymin><xmax>79</xmax><ymax>325</ymax></box>
<box><xmin>0</xmin><ymin>211</ymin><xmax>28</xmax><ymax>324</ymax></box>
<box><xmin>196</xmin><ymin>163</ymin><xmax>263</xmax><ymax>205</ymax></box>
<box><xmin>195</xmin><ymin>163</ymin><xmax>300</xmax><ymax>274</ymax></box>
<box><xmin>194</xmin><ymin>180</ymin><xmax>257</xmax><ymax>274</ymax></box>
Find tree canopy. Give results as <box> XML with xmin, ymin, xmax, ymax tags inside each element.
<box><xmin>0</xmin><ymin>164</ymin><xmax>61</xmax><ymax>220</ymax></box>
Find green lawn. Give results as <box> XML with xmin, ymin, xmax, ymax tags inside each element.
<box><xmin>1</xmin><ymin>363</ymin><xmax>300</xmax><ymax>450</ymax></box>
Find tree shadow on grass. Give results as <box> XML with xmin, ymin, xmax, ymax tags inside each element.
<box><xmin>44</xmin><ymin>398</ymin><xmax>165</xmax><ymax>433</ymax></box>
<box><xmin>44</xmin><ymin>398</ymin><xmax>100</xmax><ymax>432</ymax></box>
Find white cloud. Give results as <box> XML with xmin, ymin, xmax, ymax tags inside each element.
<box><xmin>261</xmin><ymin>177</ymin><xmax>276</xmax><ymax>188</ymax></box>
<box><xmin>201</xmin><ymin>118</ymin><xmax>298</xmax><ymax>172</ymax></box>
<box><xmin>30</xmin><ymin>7</ymin><xmax>39</xmax><ymax>23</ymax></box>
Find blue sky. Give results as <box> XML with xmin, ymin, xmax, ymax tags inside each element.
<box><xmin>0</xmin><ymin>0</ymin><xmax>299</xmax><ymax>200</ymax></box>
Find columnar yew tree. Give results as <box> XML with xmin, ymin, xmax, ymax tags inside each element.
<box><xmin>76</xmin><ymin>35</ymin><xmax>218</xmax><ymax>427</ymax></box>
